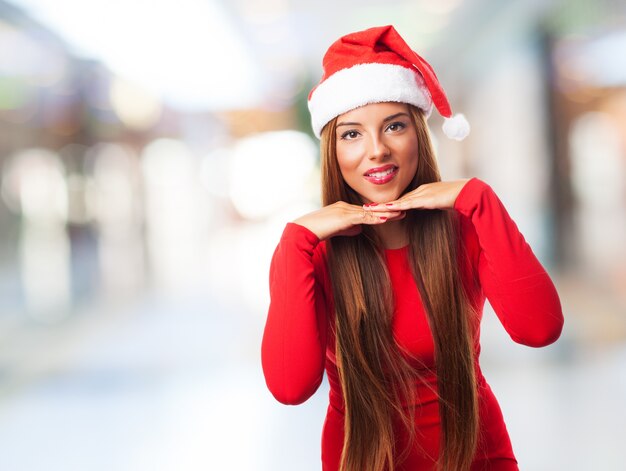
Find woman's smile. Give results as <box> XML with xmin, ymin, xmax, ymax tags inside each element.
<box><xmin>363</xmin><ymin>164</ymin><xmax>399</xmax><ymax>185</ymax></box>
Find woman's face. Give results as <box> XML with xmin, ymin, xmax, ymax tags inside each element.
<box><xmin>335</xmin><ymin>102</ymin><xmax>419</xmax><ymax>204</ymax></box>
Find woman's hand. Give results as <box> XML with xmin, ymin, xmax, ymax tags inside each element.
<box><xmin>368</xmin><ymin>179</ymin><xmax>471</xmax><ymax>212</ymax></box>
<box><xmin>292</xmin><ymin>201</ymin><xmax>404</xmax><ymax>240</ymax></box>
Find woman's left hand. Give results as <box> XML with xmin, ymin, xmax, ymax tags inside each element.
<box><xmin>366</xmin><ymin>179</ymin><xmax>471</xmax><ymax>212</ymax></box>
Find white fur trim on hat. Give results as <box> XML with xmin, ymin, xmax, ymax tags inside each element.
<box><xmin>308</xmin><ymin>63</ymin><xmax>433</xmax><ymax>138</ymax></box>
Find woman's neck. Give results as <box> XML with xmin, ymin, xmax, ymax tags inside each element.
<box><xmin>373</xmin><ymin>219</ymin><xmax>408</xmax><ymax>249</ymax></box>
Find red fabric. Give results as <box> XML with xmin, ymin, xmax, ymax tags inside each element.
<box><xmin>261</xmin><ymin>177</ymin><xmax>564</xmax><ymax>470</ymax></box>
<box><xmin>309</xmin><ymin>25</ymin><xmax>452</xmax><ymax>118</ymax></box>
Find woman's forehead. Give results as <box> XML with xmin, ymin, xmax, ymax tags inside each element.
<box><xmin>337</xmin><ymin>102</ymin><xmax>410</xmax><ymax>123</ymax></box>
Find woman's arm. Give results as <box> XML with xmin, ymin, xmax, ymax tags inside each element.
<box><xmin>261</xmin><ymin>222</ymin><xmax>328</xmax><ymax>405</ymax></box>
<box><xmin>263</xmin><ymin>200</ymin><xmax>401</xmax><ymax>404</ymax></box>
<box><xmin>453</xmin><ymin>177</ymin><xmax>564</xmax><ymax>347</ymax></box>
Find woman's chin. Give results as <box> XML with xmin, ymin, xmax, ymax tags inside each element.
<box><xmin>361</xmin><ymin>191</ymin><xmax>400</xmax><ymax>205</ymax></box>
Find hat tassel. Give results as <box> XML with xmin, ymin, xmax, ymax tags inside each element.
<box><xmin>442</xmin><ymin>113</ymin><xmax>470</xmax><ymax>141</ymax></box>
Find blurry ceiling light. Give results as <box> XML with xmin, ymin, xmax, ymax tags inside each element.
<box><xmin>110</xmin><ymin>77</ymin><xmax>162</xmax><ymax>131</ymax></box>
<box><xmin>12</xmin><ymin>0</ymin><xmax>262</xmax><ymax>111</ymax></box>
<box><xmin>1</xmin><ymin>148</ymin><xmax>68</xmax><ymax>224</ymax></box>
<box><xmin>228</xmin><ymin>130</ymin><xmax>317</xmax><ymax>220</ymax></box>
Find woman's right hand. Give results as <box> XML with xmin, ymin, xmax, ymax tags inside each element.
<box><xmin>292</xmin><ymin>201</ymin><xmax>404</xmax><ymax>240</ymax></box>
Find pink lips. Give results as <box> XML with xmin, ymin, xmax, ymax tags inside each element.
<box><xmin>363</xmin><ymin>164</ymin><xmax>398</xmax><ymax>185</ymax></box>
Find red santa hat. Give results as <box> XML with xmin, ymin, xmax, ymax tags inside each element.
<box><xmin>308</xmin><ymin>25</ymin><xmax>469</xmax><ymax>141</ymax></box>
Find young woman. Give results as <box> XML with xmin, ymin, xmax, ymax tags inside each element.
<box><xmin>261</xmin><ymin>25</ymin><xmax>564</xmax><ymax>471</ymax></box>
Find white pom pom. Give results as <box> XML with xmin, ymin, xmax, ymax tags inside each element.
<box><xmin>442</xmin><ymin>114</ymin><xmax>470</xmax><ymax>141</ymax></box>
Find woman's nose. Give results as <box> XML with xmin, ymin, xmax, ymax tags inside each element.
<box><xmin>368</xmin><ymin>135</ymin><xmax>390</xmax><ymax>160</ymax></box>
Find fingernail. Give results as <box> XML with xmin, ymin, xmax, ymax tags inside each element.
<box><xmin>385</xmin><ymin>203</ymin><xmax>394</xmax><ymax>207</ymax></box>
<box><xmin>379</xmin><ymin>216</ymin><xmax>387</xmax><ymax>221</ymax></box>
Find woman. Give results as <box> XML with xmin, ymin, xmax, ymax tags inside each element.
<box><xmin>261</xmin><ymin>25</ymin><xmax>563</xmax><ymax>471</ymax></box>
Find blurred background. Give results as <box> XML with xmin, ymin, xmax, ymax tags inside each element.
<box><xmin>0</xmin><ymin>0</ymin><xmax>624</xmax><ymax>469</ymax></box>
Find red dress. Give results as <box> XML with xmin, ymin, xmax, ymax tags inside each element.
<box><xmin>261</xmin><ymin>177</ymin><xmax>564</xmax><ymax>470</ymax></box>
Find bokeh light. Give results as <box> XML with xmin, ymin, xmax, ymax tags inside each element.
<box><xmin>228</xmin><ymin>130</ymin><xmax>317</xmax><ymax>220</ymax></box>
<box><xmin>109</xmin><ymin>78</ymin><xmax>162</xmax><ymax>131</ymax></box>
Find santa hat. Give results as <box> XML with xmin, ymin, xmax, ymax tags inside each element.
<box><xmin>307</xmin><ymin>25</ymin><xmax>469</xmax><ymax>141</ymax></box>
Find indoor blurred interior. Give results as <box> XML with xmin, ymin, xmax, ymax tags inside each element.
<box><xmin>0</xmin><ymin>0</ymin><xmax>625</xmax><ymax>469</ymax></box>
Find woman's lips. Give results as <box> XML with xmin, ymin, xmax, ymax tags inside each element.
<box><xmin>363</xmin><ymin>165</ymin><xmax>398</xmax><ymax>185</ymax></box>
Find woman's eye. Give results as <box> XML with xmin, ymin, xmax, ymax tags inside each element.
<box><xmin>340</xmin><ymin>130</ymin><xmax>359</xmax><ymax>140</ymax></box>
<box><xmin>387</xmin><ymin>122</ymin><xmax>406</xmax><ymax>132</ymax></box>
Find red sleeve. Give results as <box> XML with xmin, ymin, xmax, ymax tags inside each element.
<box><xmin>261</xmin><ymin>222</ymin><xmax>328</xmax><ymax>405</ymax></box>
<box><xmin>454</xmin><ymin>178</ymin><xmax>564</xmax><ymax>347</ymax></box>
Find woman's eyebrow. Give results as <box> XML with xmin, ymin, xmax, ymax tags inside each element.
<box><xmin>383</xmin><ymin>112</ymin><xmax>410</xmax><ymax>122</ymax></box>
<box><xmin>336</xmin><ymin>112</ymin><xmax>410</xmax><ymax>128</ymax></box>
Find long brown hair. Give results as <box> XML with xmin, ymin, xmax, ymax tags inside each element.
<box><xmin>320</xmin><ymin>105</ymin><xmax>479</xmax><ymax>471</ymax></box>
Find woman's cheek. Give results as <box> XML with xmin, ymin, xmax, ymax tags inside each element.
<box><xmin>337</xmin><ymin>147</ymin><xmax>364</xmax><ymax>172</ymax></box>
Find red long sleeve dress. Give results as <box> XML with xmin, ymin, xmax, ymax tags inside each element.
<box><xmin>261</xmin><ymin>177</ymin><xmax>564</xmax><ymax>470</ymax></box>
